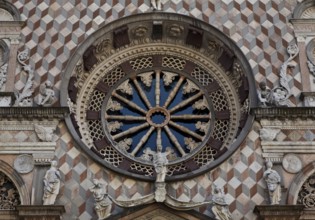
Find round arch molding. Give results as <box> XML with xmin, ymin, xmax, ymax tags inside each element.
<box><xmin>0</xmin><ymin>160</ymin><xmax>30</xmax><ymax>206</ymax></box>
<box><xmin>61</xmin><ymin>13</ymin><xmax>257</xmax><ymax>181</ymax></box>
<box><xmin>288</xmin><ymin>161</ymin><xmax>315</xmax><ymax>207</ymax></box>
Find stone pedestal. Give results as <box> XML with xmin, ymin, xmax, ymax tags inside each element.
<box><xmin>16</xmin><ymin>205</ymin><xmax>65</xmax><ymax>220</ymax></box>
<box><xmin>254</xmin><ymin>205</ymin><xmax>304</xmax><ymax>220</ymax></box>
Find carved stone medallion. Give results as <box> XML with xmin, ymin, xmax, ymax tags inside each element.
<box><xmin>282</xmin><ymin>154</ymin><xmax>302</xmax><ymax>174</ymax></box>
<box><xmin>14</xmin><ymin>154</ymin><xmax>34</xmax><ymax>174</ymax></box>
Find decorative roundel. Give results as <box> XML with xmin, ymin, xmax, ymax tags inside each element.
<box><xmin>62</xmin><ymin>13</ymin><xmax>257</xmax><ymax>181</ymax></box>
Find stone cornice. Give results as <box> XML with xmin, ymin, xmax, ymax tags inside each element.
<box><xmin>0</xmin><ymin>107</ymin><xmax>69</xmax><ymax>119</ymax></box>
<box><xmin>251</xmin><ymin>107</ymin><xmax>315</xmax><ymax>119</ymax></box>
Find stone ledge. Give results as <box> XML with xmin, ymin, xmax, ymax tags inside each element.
<box><xmin>252</xmin><ymin>107</ymin><xmax>315</xmax><ymax>119</ymax></box>
<box><xmin>254</xmin><ymin>205</ymin><xmax>304</xmax><ymax>220</ymax></box>
<box><xmin>0</xmin><ymin>107</ymin><xmax>69</xmax><ymax>119</ymax></box>
<box><xmin>16</xmin><ymin>205</ymin><xmax>65</xmax><ymax>220</ymax></box>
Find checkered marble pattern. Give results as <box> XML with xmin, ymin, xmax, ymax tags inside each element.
<box><xmin>10</xmin><ymin>0</ymin><xmax>301</xmax><ymax>105</ymax></box>
<box><xmin>6</xmin><ymin>0</ymin><xmax>303</xmax><ymax>219</ymax></box>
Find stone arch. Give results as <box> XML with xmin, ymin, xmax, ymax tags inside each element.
<box><xmin>0</xmin><ymin>0</ymin><xmax>21</xmax><ymax>21</ymax></box>
<box><xmin>0</xmin><ymin>160</ymin><xmax>30</xmax><ymax>206</ymax></box>
<box><xmin>287</xmin><ymin>161</ymin><xmax>315</xmax><ymax>205</ymax></box>
<box><xmin>292</xmin><ymin>0</ymin><xmax>315</xmax><ymax>19</ymax></box>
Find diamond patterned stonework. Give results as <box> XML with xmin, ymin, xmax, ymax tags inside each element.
<box><xmin>1</xmin><ymin>0</ymin><xmax>314</xmax><ymax>220</ymax></box>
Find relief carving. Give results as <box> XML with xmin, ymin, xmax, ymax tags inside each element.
<box><xmin>211</xmin><ymin>184</ymin><xmax>232</xmax><ymax>220</ymax></box>
<box><xmin>90</xmin><ymin>179</ymin><xmax>112</xmax><ymax>220</ymax></box>
<box><xmin>0</xmin><ymin>63</ymin><xmax>7</xmax><ymax>91</ymax></box>
<box><xmin>258</xmin><ymin>44</ymin><xmax>299</xmax><ymax>107</ymax></box>
<box><xmin>260</xmin><ymin>128</ymin><xmax>280</xmax><ymax>141</ymax></box>
<box><xmin>0</xmin><ymin>171</ymin><xmax>21</xmax><ymax>210</ymax></box>
<box><xmin>14</xmin><ymin>49</ymin><xmax>34</xmax><ymax>107</ymax></box>
<box><xmin>36</xmin><ymin>81</ymin><xmax>55</xmax><ymax>106</ymax></box>
<box><xmin>34</xmin><ymin>124</ymin><xmax>56</xmax><ymax>142</ymax></box>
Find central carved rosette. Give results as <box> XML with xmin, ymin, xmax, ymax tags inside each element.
<box><xmin>147</xmin><ymin>107</ymin><xmax>170</xmax><ymax>127</ymax></box>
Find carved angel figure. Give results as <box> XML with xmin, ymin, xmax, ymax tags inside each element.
<box><xmin>34</xmin><ymin>124</ymin><xmax>55</xmax><ymax>142</ymax></box>
<box><xmin>257</xmin><ymin>81</ymin><xmax>272</xmax><ymax>107</ymax></box>
<box><xmin>90</xmin><ymin>179</ymin><xmax>112</xmax><ymax>220</ymax></box>
<box><xmin>43</xmin><ymin>160</ymin><xmax>60</xmax><ymax>205</ymax></box>
<box><xmin>211</xmin><ymin>185</ymin><xmax>232</xmax><ymax>220</ymax></box>
<box><xmin>37</xmin><ymin>81</ymin><xmax>55</xmax><ymax>106</ymax></box>
<box><xmin>263</xmin><ymin>161</ymin><xmax>281</xmax><ymax>205</ymax></box>
<box><xmin>151</xmin><ymin>0</ymin><xmax>161</xmax><ymax>10</ymax></box>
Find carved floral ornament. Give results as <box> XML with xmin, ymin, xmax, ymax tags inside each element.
<box><xmin>0</xmin><ymin>171</ymin><xmax>21</xmax><ymax>210</ymax></box>
<box><xmin>62</xmin><ymin>13</ymin><xmax>256</xmax><ymax>181</ymax></box>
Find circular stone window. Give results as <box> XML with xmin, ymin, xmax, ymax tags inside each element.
<box><xmin>61</xmin><ymin>13</ymin><xmax>257</xmax><ymax>181</ymax></box>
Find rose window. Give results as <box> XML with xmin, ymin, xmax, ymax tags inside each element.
<box><xmin>62</xmin><ymin>13</ymin><xmax>256</xmax><ymax>181</ymax></box>
<box><xmin>104</xmin><ymin>69</ymin><xmax>213</xmax><ymax>161</ymax></box>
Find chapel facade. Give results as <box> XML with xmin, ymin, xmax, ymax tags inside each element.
<box><xmin>0</xmin><ymin>0</ymin><xmax>314</xmax><ymax>219</ymax></box>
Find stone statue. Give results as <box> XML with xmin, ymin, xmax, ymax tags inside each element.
<box><xmin>151</xmin><ymin>151</ymin><xmax>170</xmax><ymax>183</ymax></box>
<box><xmin>90</xmin><ymin>179</ymin><xmax>112</xmax><ymax>220</ymax></box>
<box><xmin>151</xmin><ymin>0</ymin><xmax>161</xmax><ymax>10</ymax></box>
<box><xmin>257</xmin><ymin>81</ymin><xmax>272</xmax><ymax>107</ymax></box>
<box><xmin>43</xmin><ymin>160</ymin><xmax>60</xmax><ymax>205</ymax></box>
<box><xmin>37</xmin><ymin>81</ymin><xmax>55</xmax><ymax>106</ymax></box>
<box><xmin>263</xmin><ymin>161</ymin><xmax>281</xmax><ymax>205</ymax></box>
<box><xmin>211</xmin><ymin>185</ymin><xmax>232</xmax><ymax>220</ymax></box>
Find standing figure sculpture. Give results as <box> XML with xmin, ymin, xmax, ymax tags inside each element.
<box><xmin>263</xmin><ymin>161</ymin><xmax>281</xmax><ymax>205</ymax></box>
<box><xmin>90</xmin><ymin>179</ymin><xmax>112</xmax><ymax>220</ymax></box>
<box><xmin>43</xmin><ymin>160</ymin><xmax>60</xmax><ymax>205</ymax></box>
<box><xmin>151</xmin><ymin>0</ymin><xmax>161</xmax><ymax>10</ymax></box>
<box><xmin>211</xmin><ymin>185</ymin><xmax>232</xmax><ymax>220</ymax></box>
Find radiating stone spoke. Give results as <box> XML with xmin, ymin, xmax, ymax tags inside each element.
<box><xmin>169</xmin><ymin>91</ymin><xmax>204</xmax><ymax>113</ymax></box>
<box><xmin>105</xmin><ymin>114</ymin><xmax>146</xmax><ymax>121</ymax></box>
<box><xmin>131</xmin><ymin>126</ymin><xmax>155</xmax><ymax>156</ymax></box>
<box><xmin>112</xmin><ymin>91</ymin><xmax>147</xmax><ymax>114</ymax></box>
<box><xmin>112</xmin><ymin>122</ymin><xmax>150</xmax><ymax>140</ymax></box>
<box><xmin>163</xmin><ymin>76</ymin><xmax>185</xmax><ymax>108</ymax></box>
<box><xmin>155</xmin><ymin>70</ymin><xmax>161</xmax><ymax>106</ymax></box>
<box><xmin>156</xmin><ymin>128</ymin><xmax>162</xmax><ymax>152</ymax></box>
<box><xmin>164</xmin><ymin>125</ymin><xmax>186</xmax><ymax>156</ymax></box>
<box><xmin>132</xmin><ymin>79</ymin><xmax>152</xmax><ymax>109</ymax></box>
<box><xmin>171</xmin><ymin>114</ymin><xmax>211</xmax><ymax>120</ymax></box>
<box><xmin>168</xmin><ymin>120</ymin><xmax>204</xmax><ymax>141</ymax></box>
